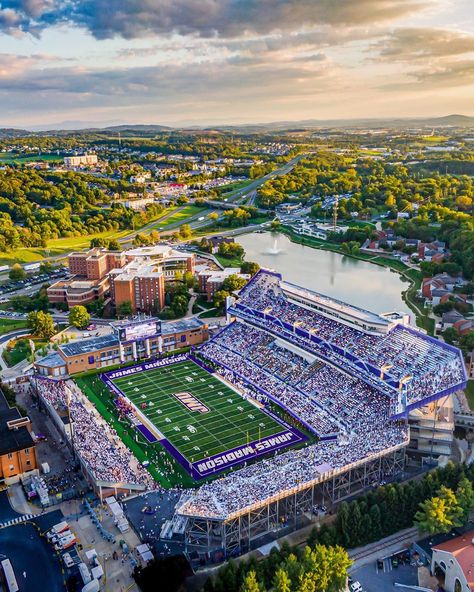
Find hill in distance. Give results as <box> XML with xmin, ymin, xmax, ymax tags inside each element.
<box><xmin>0</xmin><ymin>114</ymin><xmax>473</xmax><ymax>137</ymax></box>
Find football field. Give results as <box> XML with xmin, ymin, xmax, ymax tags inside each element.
<box><xmin>103</xmin><ymin>357</ymin><xmax>305</xmax><ymax>479</ymax></box>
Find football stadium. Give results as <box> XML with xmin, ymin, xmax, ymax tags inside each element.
<box><xmin>34</xmin><ymin>269</ymin><xmax>467</xmax><ymax>556</ymax></box>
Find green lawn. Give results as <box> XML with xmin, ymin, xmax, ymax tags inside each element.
<box><xmin>0</xmin><ymin>152</ymin><xmax>62</xmax><ymax>164</ymax></box>
<box><xmin>220</xmin><ymin>179</ymin><xmax>253</xmax><ymax>195</ymax></box>
<box><xmin>0</xmin><ymin>318</ymin><xmax>28</xmax><ymax>335</ymax></box>
<box><xmin>153</xmin><ymin>205</ymin><xmax>205</xmax><ymax>231</ymax></box>
<box><xmin>214</xmin><ymin>252</ymin><xmax>244</xmax><ymax>268</ymax></box>
<box><xmin>0</xmin><ymin>230</ymin><xmax>131</xmax><ymax>266</ymax></box>
<box><xmin>2</xmin><ymin>335</ymin><xmax>48</xmax><ymax>367</ymax></box>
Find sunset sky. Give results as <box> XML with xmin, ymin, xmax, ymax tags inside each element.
<box><xmin>0</xmin><ymin>0</ymin><xmax>473</xmax><ymax>128</ymax></box>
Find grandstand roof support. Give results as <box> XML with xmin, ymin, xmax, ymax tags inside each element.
<box><xmin>182</xmin><ymin>446</ymin><xmax>407</xmax><ymax>557</ymax></box>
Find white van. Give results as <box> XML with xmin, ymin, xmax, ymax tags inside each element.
<box><xmin>54</xmin><ymin>533</ymin><xmax>76</xmax><ymax>551</ymax></box>
<box><xmin>78</xmin><ymin>563</ymin><xmax>92</xmax><ymax>585</ymax></box>
<box><xmin>49</xmin><ymin>529</ymin><xmax>72</xmax><ymax>544</ymax></box>
<box><xmin>46</xmin><ymin>521</ymin><xmax>69</xmax><ymax>539</ymax></box>
<box><xmin>82</xmin><ymin>579</ymin><xmax>100</xmax><ymax>592</ymax></box>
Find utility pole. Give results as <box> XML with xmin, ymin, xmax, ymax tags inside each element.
<box><xmin>333</xmin><ymin>195</ymin><xmax>339</xmax><ymax>232</ymax></box>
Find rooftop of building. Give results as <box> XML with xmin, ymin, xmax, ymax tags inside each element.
<box><xmin>281</xmin><ymin>279</ymin><xmax>390</xmax><ymax>326</ymax></box>
<box><xmin>162</xmin><ymin>317</ymin><xmax>206</xmax><ymax>335</ymax></box>
<box><xmin>111</xmin><ymin>315</ymin><xmax>159</xmax><ymax>328</ymax></box>
<box><xmin>58</xmin><ymin>317</ymin><xmax>206</xmax><ymax>357</ymax></box>
<box><xmin>124</xmin><ymin>244</ymin><xmax>193</xmax><ymax>259</ymax></box>
<box><xmin>59</xmin><ymin>333</ymin><xmax>119</xmax><ymax>357</ymax></box>
<box><xmin>35</xmin><ymin>352</ymin><xmax>66</xmax><ymax>368</ymax></box>
<box><xmin>0</xmin><ymin>389</ymin><xmax>34</xmax><ymax>456</ymax></box>
<box><xmin>432</xmin><ymin>528</ymin><xmax>474</xmax><ymax>589</ymax></box>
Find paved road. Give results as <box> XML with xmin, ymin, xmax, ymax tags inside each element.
<box><xmin>0</xmin><ymin>156</ymin><xmax>304</xmax><ymax>273</ymax></box>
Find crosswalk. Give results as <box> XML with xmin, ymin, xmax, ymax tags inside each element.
<box><xmin>0</xmin><ymin>513</ymin><xmax>34</xmax><ymax>529</ymax></box>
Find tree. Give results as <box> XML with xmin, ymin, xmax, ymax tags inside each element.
<box><xmin>240</xmin><ymin>261</ymin><xmax>260</xmax><ymax>277</ymax></box>
<box><xmin>149</xmin><ymin>230</ymin><xmax>160</xmax><ymax>244</ymax></box>
<box><xmin>208</xmin><ymin>212</ymin><xmax>219</xmax><ymax>223</ymax></box>
<box><xmin>9</xmin><ymin>263</ymin><xmax>26</xmax><ymax>281</ymax></box>
<box><xmin>27</xmin><ymin>310</ymin><xmax>55</xmax><ymax>339</ymax></box>
<box><xmin>171</xmin><ymin>294</ymin><xmax>188</xmax><ymax>317</ymax></box>
<box><xmin>443</xmin><ymin>327</ymin><xmax>458</xmax><ymax>345</ymax></box>
<box><xmin>214</xmin><ymin>290</ymin><xmax>230</xmax><ymax>310</ymax></box>
<box><xmin>222</xmin><ymin>274</ymin><xmax>248</xmax><ymax>292</ymax></box>
<box><xmin>117</xmin><ymin>301</ymin><xmax>133</xmax><ymax>318</ymax></box>
<box><xmin>368</xmin><ymin>504</ymin><xmax>382</xmax><ymax>540</ymax></box>
<box><xmin>270</xmin><ymin>219</ymin><xmax>282</xmax><ymax>230</ymax></box>
<box><xmin>240</xmin><ymin>571</ymin><xmax>262</xmax><ymax>592</ymax></box>
<box><xmin>69</xmin><ymin>305</ymin><xmax>91</xmax><ymax>329</ymax></box>
<box><xmin>39</xmin><ymin>261</ymin><xmax>53</xmax><ymax>275</ymax></box>
<box><xmin>90</xmin><ymin>237</ymin><xmax>107</xmax><ymax>248</ymax></box>
<box><xmin>108</xmin><ymin>239</ymin><xmax>121</xmax><ymax>251</ymax></box>
<box><xmin>179</xmin><ymin>224</ymin><xmax>192</xmax><ymax>239</ymax></box>
<box><xmin>273</xmin><ymin>568</ymin><xmax>291</xmax><ymax>592</ymax></box>
<box><xmin>334</xmin><ymin>501</ymin><xmax>350</xmax><ymax>546</ymax></box>
<box><xmin>133</xmin><ymin>232</ymin><xmax>151</xmax><ymax>247</ymax></box>
<box><xmin>455</xmin><ymin>478</ymin><xmax>474</xmax><ymax>524</ymax></box>
<box><xmin>184</xmin><ymin>271</ymin><xmax>195</xmax><ymax>288</ymax></box>
<box><xmin>415</xmin><ymin>486</ymin><xmax>463</xmax><ymax>535</ymax></box>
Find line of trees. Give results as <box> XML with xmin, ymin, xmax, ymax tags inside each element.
<box><xmin>203</xmin><ymin>542</ymin><xmax>351</xmax><ymax>592</ymax></box>
<box><xmin>202</xmin><ymin>462</ymin><xmax>474</xmax><ymax>592</ymax></box>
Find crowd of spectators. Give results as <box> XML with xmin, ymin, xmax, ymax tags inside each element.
<box><xmin>179</xmin><ymin>419</ymin><xmax>407</xmax><ymax>519</ymax></box>
<box><xmin>234</xmin><ymin>271</ymin><xmax>465</xmax><ymax>405</ymax></box>
<box><xmin>35</xmin><ymin>378</ymin><xmax>153</xmax><ymax>488</ymax></box>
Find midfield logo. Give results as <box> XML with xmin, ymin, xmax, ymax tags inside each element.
<box><xmin>173</xmin><ymin>392</ymin><xmax>209</xmax><ymax>414</ymax></box>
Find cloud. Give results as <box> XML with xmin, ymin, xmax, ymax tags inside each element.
<box><xmin>0</xmin><ymin>0</ymin><xmax>430</xmax><ymax>38</ymax></box>
<box><xmin>411</xmin><ymin>59</ymin><xmax>474</xmax><ymax>87</ymax></box>
<box><xmin>374</xmin><ymin>27</ymin><xmax>474</xmax><ymax>62</ymax></box>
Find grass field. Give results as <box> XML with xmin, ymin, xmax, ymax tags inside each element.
<box><xmin>76</xmin><ymin>358</ymin><xmax>299</xmax><ymax>485</ymax></box>
<box><xmin>110</xmin><ymin>360</ymin><xmax>287</xmax><ymax>465</ymax></box>
<box><xmin>152</xmin><ymin>205</ymin><xmax>205</xmax><ymax>232</ymax></box>
<box><xmin>0</xmin><ymin>318</ymin><xmax>28</xmax><ymax>335</ymax></box>
<box><xmin>0</xmin><ymin>152</ymin><xmax>62</xmax><ymax>164</ymax></box>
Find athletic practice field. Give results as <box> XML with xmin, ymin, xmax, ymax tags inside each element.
<box><xmin>101</xmin><ymin>356</ymin><xmax>305</xmax><ymax>479</ymax></box>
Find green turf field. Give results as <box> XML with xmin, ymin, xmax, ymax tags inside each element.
<box><xmin>110</xmin><ymin>360</ymin><xmax>285</xmax><ymax>464</ymax></box>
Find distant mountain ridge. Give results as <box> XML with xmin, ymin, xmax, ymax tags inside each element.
<box><xmin>0</xmin><ymin>114</ymin><xmax>473</xmax><ymax>137</ymax></box>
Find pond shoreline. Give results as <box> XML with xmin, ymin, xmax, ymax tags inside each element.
<box><xmin>240</xmin><ymin>227</ymin><xmax>434</xmax><ymax>335</ymax></box>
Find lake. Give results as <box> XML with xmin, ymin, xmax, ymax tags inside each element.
<box><xmin>237</xmin><ymin>232</ymin><xmax>411</xmax><ymax>315</ymax></box>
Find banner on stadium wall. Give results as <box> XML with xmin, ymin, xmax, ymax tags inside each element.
<box><xmin>160</xmin><ymin>426</ymin><xmax>307</xmax><ymax>480</ymax></box>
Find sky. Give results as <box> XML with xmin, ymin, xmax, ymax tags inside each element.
<box><xmin>0</xmin><ymin>0</ymin><xmax>473</xmax><ymax>128</ymax></box>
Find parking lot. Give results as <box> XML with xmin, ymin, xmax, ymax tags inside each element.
<box><xmin>351</xmin><ymin>551</ymin><xmax>419</xmax><ymax>591</ymax></box>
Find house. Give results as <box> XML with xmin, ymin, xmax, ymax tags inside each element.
<box><xmin>439</xmin><ymin>294</ymin><xmax>467</xmax><ymax>306</ymax></box>
<box><xmin>453</xmin><ymin>319</ymin><xmax>474</xmax><ymax>335</ymax></box>
<box><xmin>206</xmin><ymin>236</ymin><xmax>235</xmax><ymax>255</ymax></box>
<box><xmin>431</xmin><ymin>530</ymin><xmax>474</xmax><ymax>592</ymax></box>
<box><xmin>441</xmin><ymin>310</ymin><xmax>465</xmax><ymax>328</ymax></box>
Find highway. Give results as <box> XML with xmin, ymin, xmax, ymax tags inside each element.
<box><xmin>0</xmin><ymin>153</ymin><xmax>306</xmax><ymax>289</ymax></box>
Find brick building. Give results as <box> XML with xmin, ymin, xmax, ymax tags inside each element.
<box><xmin>48</xmin><ymin>245</ymin><xmax>195</xmax><ymax>313</ymax></box>
<box><xmin>198</xmin><ymin>268</ymin><xmax>250</xmax><ymax>302</ymax></box>
<box><xmin>0</xmin><ymin>389</ymin><xmax>38</xmax><ymax>484</ymax></box>
<box><xmin>35</xmin><ymin>317</ymin><xmax>209</xmax><ymax>376</ymax></box>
